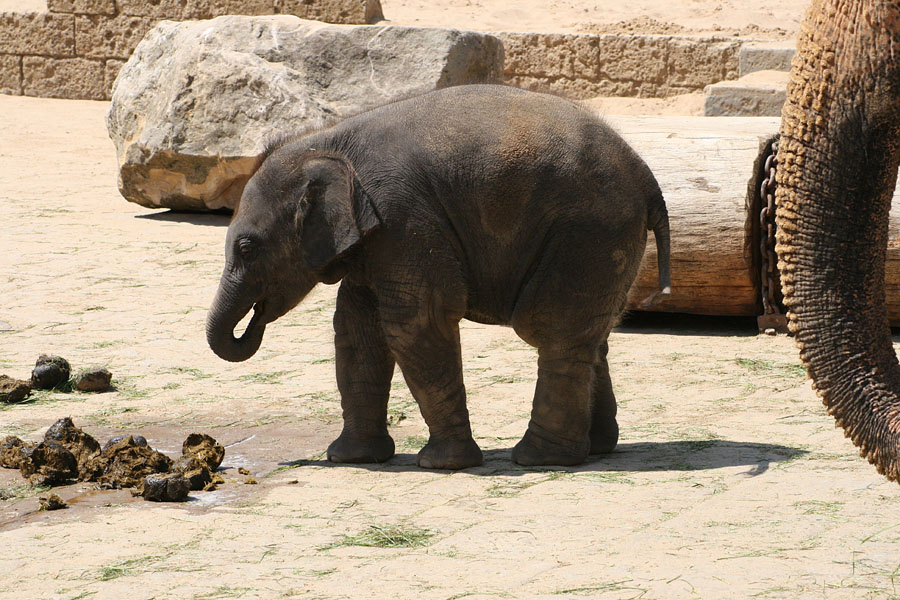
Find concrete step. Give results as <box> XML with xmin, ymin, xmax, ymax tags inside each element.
<box><xmin>703</xmin><ymin>69</ymin><xmax>788</xmax><ymax>116</ymax></box>
<box><xmin>739</xmin><ymin>42</ymin><xmax>796</xmax><ymax>76</ymax></box>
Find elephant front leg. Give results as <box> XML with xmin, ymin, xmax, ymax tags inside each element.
<box><xmin>327</xmin><ymin>282</ymin><xmax>397</xmax><ymax>464</ymax></box>
<box><xmin>382</xmin><ymin>305</ymin><xmax>483</xmax><ymax>470</ymax></box>
<box><xmin>512</xmin><ymin>344</ymin><xmax>594</xmax><ymax>466</ymax></box>
<box><xmin>589</xmin><ymin>341</ymin><xmax>619</xmax><ymax>455</ymax></box>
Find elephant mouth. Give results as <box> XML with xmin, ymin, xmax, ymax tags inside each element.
<box><xmin>207</xmin><ymin>295</ymin><xmax>274</xmax><ymax>363</ymax></box>
<box><xmin>242</xmin><ymin>302</ymin><xmax>266</xmax><ymax>334</ymax></box>
<box><xmin>240</xmin><ymin>298</ymin><xmax>277</xmax><ymax>336</ymax></box>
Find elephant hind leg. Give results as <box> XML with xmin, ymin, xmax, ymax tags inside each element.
<box><xmin>511</xmin><ymin>342</ymin><xmax>595</xmax><ymax>466</ymax></box>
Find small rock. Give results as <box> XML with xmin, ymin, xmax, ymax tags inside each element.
<box><xmin>0</xmin><ymin>375</ymin><xmax>31</xmax><ymax>403</ymax></box>
<box><xmin>141</xmin><ymin>473</ymin><xmax>190</xmax><ymax>502</ymax></box>
<box><xmin>182</xmin><ymin>433</ymin><xmax>224</xmax><ymax>471</ymax></box>
<box><xmin>39</xmin><ymin>493</ymin><xmax>67</xmax><ymax>511</ymax></box>
<box><xmin>31</xmin><ymin>355</ymin><xmax>71</xmax><ymax>390</ymax></box>
<box><xmin>74</xmin><ymin>368</ymin><xmax>112</xmax><ymax>392</ymax></box>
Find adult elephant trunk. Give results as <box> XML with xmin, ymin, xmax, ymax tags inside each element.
<box><xmin>775</xmin><ymin>0</ymin><xmax>900</xmax><ymax>481</ymax></box>
<box><xmin>206</xmin><ymin>276</ymin><xmax>267</xmax><ymax>363</ymax></box>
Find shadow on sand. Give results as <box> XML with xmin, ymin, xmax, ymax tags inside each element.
<box><xmin>135</xmin><ymin>209</ymin><xmax>232</xmax><ymax>227</ymax></box>
<box><xmin>278</xmin><ymin>440</ymin><xmax>806</xmax><ymax>478</ymax></box>
<box><xmin>615</xmin><ymin>311</ymin><xmax>760</xmax><ymax>337</ymax></box>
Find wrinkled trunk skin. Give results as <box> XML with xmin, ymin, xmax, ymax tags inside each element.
<box><xmin>776</xmin><ymin>0</ymin><xmax>900</xmax><ymax>481</ymax></box>
<box><xmin>206</xmin><ymin>274</ymin><xmax>266</xmax><ymax>363</ymax></box>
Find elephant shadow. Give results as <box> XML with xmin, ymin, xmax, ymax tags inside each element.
<box><xmin>135</xmin><ymin>209</ymin><xmax>231</xmax><ymax>227</ymax></box>
<box><xmin>615</xmin><ymin>312</ymin><xmax>759</xmax><ymax>338</ymax></box>
<box><xmin>282</xmin><ymin>440</ymin><xmax>806</xmax><ymax>477</ymax></box>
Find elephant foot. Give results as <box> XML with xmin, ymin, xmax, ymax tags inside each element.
<box><xmin>589</xmin><ymin>418</ymin><xmax>619</xmax><ymax>455</ymax></box>
<box><xmin>327</xmin><ymin>429</ymin><xmax>395</xmax><ymax>464</ymax></box>
<box><xmin>416</xmin><ymin>436</ymin><xmax>483</xmax><ymax>470</ymax></box>
<box><xmin>512</xmin><ymin>426</ymin><xmax>590</xmax><ymax>466</ymax></box>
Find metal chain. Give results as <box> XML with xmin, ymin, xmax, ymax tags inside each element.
<box><xmin>757</xmin><ymin>140</ymin><xmax>787</xmax><ymax>333</ymax></box>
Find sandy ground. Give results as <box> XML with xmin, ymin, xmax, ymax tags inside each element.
<box><xmin>381</xmin><ymin>0</ymin><xmax>806</xmax><ymax>38</ymax></box>
<box><xmin>3</xmin><ymin>83</ymin><xmax>900</xmax><ymax>600</ymax></box>
<box><xmin>3</xmin><ymin>0</ymin><xmax>806</xmax><ymax>39</ymax></box>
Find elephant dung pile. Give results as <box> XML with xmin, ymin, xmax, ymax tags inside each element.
<box><xmin>0</xmin><ymin>354</ymin><xmax>113</xmax><ymax>404</ymax></box>
<box><xmin>0</xmin><ymin>375</ymin><xmax>31</xmax><ymax>403</ymax></box>
<box><xmin>0</xmin><ymin>418</ymin><xmax>225</xmax><ymax>503</ymax></box>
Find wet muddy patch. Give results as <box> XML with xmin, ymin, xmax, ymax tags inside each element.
<box><xmin>0</xmin><ymin>418</ymin><xmax>225</xmax><ymax>499</ymax></box>
<box><xmin>0</xmin><ymin>420</ymin><xmax>332</xmax><ymax>531</ymax></box>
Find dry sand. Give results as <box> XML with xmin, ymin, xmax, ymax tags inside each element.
<box><xmin>3</xmin><ymin>1</ymin><xmax>900</xmax><ymax>598</ymax></box>
<box><xmin>3</xmin><ymin>0</ymin><xmax>806</xmax><ymax>39</ymax></box>
<box><xmin>381</xmin><ymin>0</ymin><xmax>806</xmax><ymax>38</ymax></box>
<box><xmin>2</xmin><ymin>91</ymin><xmax>900</xmax><ymax>600</ymax></box>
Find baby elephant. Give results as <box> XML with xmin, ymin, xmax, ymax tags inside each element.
<box><xmin>207</xmin><ymin>84</ymin><xmax>671</xmax><ymax>469</ymax></box>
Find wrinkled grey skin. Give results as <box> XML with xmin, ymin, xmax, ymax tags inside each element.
<box><xmin>207</xmin><ymin>85</ymin><xmax>671</xmax><ymax>469</ymax></box>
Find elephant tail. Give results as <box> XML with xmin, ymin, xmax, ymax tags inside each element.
<box><xmin>639</xmin><ymin>193</ymin><xmax>672</xmax><ymax>308</ymax></box>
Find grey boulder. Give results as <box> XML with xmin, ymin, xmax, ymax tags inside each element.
<box><xmin>107</xmin><ymin>16</ymin><xmax>504</xmax><ymax>211</ymax></box>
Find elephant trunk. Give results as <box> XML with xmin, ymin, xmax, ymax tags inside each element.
<box><xmin>775</xmin><ymin>0</ymin><xmax>900</xmax><ymax>481</ymax></box>
<box><xmin>206</xmin><ymin>276</ymin><xmax>267</xmax><ymax>363</ymax></box>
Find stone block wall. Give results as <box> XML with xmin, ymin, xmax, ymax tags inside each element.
<box><xmin>0</xmin><ymin>0</ymin><xmax>383</xmax><ymax>100</ymax></box>
<box><xmin>2</xmin><ymin>2</ymin><xmax>756</xmax><ymax>103</ymax></box>
<box><xmin>500</xmin><ymin>32</ymin><xmax>742</xmax><ymax>99</ymax></box>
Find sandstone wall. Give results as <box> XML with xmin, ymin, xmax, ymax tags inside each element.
<box><xmin>2</xmin><ymin>1</ymin><xmax>754</xmax><ymax>102</ymax></box>
<box><xmin>500</xmin><ymin>32</ymin><xmax>742</xmax><ymax>99</ymax></box>
<box><xmin>0</xmin><ymin>0</ymin><xmax>383</xmax><ymax>100</ymax></box>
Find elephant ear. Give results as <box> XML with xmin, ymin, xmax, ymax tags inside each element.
<box><xmin>297</xmin><ymin>154</ymin><xmax>381</xmax><ymax>277</ymax></box>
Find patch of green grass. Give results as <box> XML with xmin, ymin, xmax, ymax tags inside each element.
<box><xmin>704</xmin><ymin>520</ymin><xmax>752</xmax><ymax>529</ymax></box>
<box><xmin>322</xmin><ymin>523</ymin><xmax>435</xmax><ymax>550</ymax></box>
<box><xmin>579</xmin><ymin>472</ymin><xmax>637</xmax><ymax>485</ymax></box>
<box><xmin>398</xmin><ymin>435</ymin><xmax>428</xmax><ymax>451</ymax></box>
<box><xmin>238</xmin><ymin>371</ymin><xmax>288</xmax><ymax>385</ymax></box>
<box><xmin>192</xmin><ymin>585</ymin><xmax>257</xmax><ymax>599</ymax></box>
<box><xmin>734</xmin><ymin>357</ymin><xmax>807</xmax><ymax>379</ymax></box>
<box><xmin>93</xmin><ymin>340</ymin><xmax>121</xmax><ymax>349</ymax></box>
<box><xmin>159</xmin><ymin>366</ymin><xmax>213</xmax><ymax>380</ymax></box>
<box><xmin>486</xmin><ymin>472</ymin><xmax>571</xmax><ymax>497</ymax></box>
<box><xmin>488</xmin><ymin>374</ymin><xmax>531</xmax><ymax>385</ymax></box>
<box><xmin>96</xmin><ymin>554</ymin><xmax>163</xmax><ymax>581</ymax></box>
<box><xmin>0</xmin><ymin>483</ymin><xmax>51</xmax><ymax>501</ymax></box>
<box><xmin>795</xmin><ymin>500</ymin><xmax>844</xmax><ymax>516</ymax></box>
<box><xmin>309</xmin><ymin>357</ymin><xmax>335</xmax><ymax>365</ymax></box>
<box><xmin>4</xmin><ymin>384</ymin><xmax>81</xmax><ymax>408</ymax></box>
<box><xmin>388</xmin><ymin>397</ymin><xmax>417</xmax><ymax>425</ymax></box>
<box><xmin>114</xmin><ymin>382</ymin><xmax>150</xmax><ymax>401</ymax></box>
<box><xmin>552</xmin><ymin>581</ymin><xmax>648</xmax><ymax>597</ymax></box>
<box><xmin>87</xmin><ymin>406</ymin><xmax>138</xmax><ymax>426</ymax></box>
<box><xmin>84</xmin><ymin>305</ymin><xmax>106</xmax><ymax>311</ymax></box>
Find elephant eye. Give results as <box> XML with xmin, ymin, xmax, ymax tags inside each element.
<box><xmin>238</xmin><ymin>238</ymin><xmax>256</xmax><ymax>258</ymax></box>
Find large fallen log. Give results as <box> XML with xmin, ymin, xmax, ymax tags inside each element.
<box><xmin>610</xmin><ymin>115</ymin><xmax>900</xmax><ymax>325</ymax></box>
